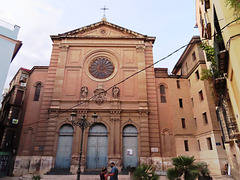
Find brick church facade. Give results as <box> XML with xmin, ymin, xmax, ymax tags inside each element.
<box><xmin>7</xmin><ymin>20</ymin><xmax>227</xmax><ymax>176</ymax></box>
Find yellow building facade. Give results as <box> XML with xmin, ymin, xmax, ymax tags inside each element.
<box><xmin>195</xmin><ymin>0</ymin><xmax>240</xmax><ymax>179</ymax></box>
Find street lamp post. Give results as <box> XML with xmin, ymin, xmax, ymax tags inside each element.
<box><xmin>70</xmin><ymin>112</ymin><xmax>98</xmax><ymax>180</ymax></box>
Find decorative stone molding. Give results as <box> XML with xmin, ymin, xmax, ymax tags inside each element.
<box><xmin>127</xmin><ymin>118</ymin><xmax>133</xmax><ymax>123</ymax></box>
<box><xmin>76</xmin><ymin>110</ymin><xmax>88</xmax><ymax>114</ymax></box>
<box><xmin>138</xmin><ymin>109</ymin><xmax>149</xmax><ymax>115</ymax></box>
<box><xmin>93</xmin><ymin>83</ymin><xmax>106</xmax><ymax>105</ymax></box>
<box><xmin>112</xmin><ymin>86</ymin><xmax>120</xmax><ymax>99</ymax></box>
<box><xmin>109</xmin><ymin>110</ymin><xmax>121</xmax><ymax>114</ymax></box>
<box><xmin>136</xmin><ymin>45</ymin><xmax>145</xmax><ymax>52</ymax></box>
<box><xmin>110</xmin><ymin>118</ymin><xmax>120</xmax><ymax>122</ymax></box>
<box><xmin>59</xmin><ymin>45</ymin><xmax>69</xmax><ymax>51</ymax></box>
<box><xmin>80</xmin><ymin>86</ymin><xmax>88</xmax><ymax>99</ymax></box>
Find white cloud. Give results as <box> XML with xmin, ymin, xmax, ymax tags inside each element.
<box><xmin>0</xmin><ymin>0</ymin><xmax>62</xmax><ymax>88</ymax></box>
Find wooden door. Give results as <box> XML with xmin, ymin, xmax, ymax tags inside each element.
<box><xmin>123</xmin><ymin>125</ymin><xmax>138</xmax><ymax>168</ymax></box>
<box><xmin>55</xmin><ymin>125</ymin><xmax>73</xmax><ymax>168</ymax></box>
<box><xmin>86</xmin><ymin>124</ymin><xmax>108</xmax><ymax>169</ymax></box>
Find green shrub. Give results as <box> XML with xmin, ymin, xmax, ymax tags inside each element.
<box><xmin>32</xmin><ymin>174</ymin><xmax>42</xmax><ymax>180</ymax></box>
<box><xmin>133</xmin><ymin>163</ymin><xmax>159</xmax><ymax>180</ymax></box>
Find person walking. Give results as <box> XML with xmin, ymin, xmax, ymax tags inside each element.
<box><xmin>108</xmin><ymin>162</ymin><xmax>118</xmax><ymax>180</ymax></box>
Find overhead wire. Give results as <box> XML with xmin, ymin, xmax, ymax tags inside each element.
<box><xmin>22</xmin><ymin>17</ymin><xmax>240</xmax><ymax>126</ymax></box>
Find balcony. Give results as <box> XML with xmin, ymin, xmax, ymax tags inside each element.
<box><xmin>217</xmin><ymin>50</ymin><xmax>229</xmax><ymax>74</ymax></box>
<box><xmin>213</xmin><ymin>77</ymin><xmax>226</xmax><ymax>105</ymax></box>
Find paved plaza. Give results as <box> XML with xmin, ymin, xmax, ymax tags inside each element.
<box><xmin>0</xmin><ymin>174</ymin><xmax>235</xmax><ymax>180</ymax></box>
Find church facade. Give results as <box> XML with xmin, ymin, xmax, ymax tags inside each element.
<box><xmin>11</xmin><ymin>20</ymin><xmax>227</xmax><ymax>176</ymax></box>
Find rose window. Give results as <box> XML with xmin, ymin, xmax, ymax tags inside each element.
<box><xmin>89</xmin><ymin>58</ymin><xmax>114</xmax><ymax>79</ymax></box>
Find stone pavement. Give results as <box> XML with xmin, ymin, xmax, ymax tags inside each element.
<box><xmin>0</xmin><ymin>174</ymin><xmax>235</xmax><ymax>180</ymax></box>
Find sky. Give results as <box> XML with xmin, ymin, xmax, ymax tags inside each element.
<box><xmin>0</xmin><ymin>0</ymin><xmax>199</xmax><ymax>90</ymax></box>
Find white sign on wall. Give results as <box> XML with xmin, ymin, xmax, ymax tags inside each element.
<box><xmin>151</xmin><ymin>147</ymin><xmax>159</xmax><ymax>152</ymax></box>
<box><xmin>127</xmin><ymin>149</ymin><xmax>133</xmax><ymax>155</ymax></box>
<box><xmin>12</xmin><ymin>119</ymin><xmax>19</xmax><ymax>124</ymax></box>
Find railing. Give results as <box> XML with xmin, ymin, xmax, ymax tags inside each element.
<box><xmin>0</xmin><ymin>19</ymin><xmax>15</xmax><ymax>31</ymax></box>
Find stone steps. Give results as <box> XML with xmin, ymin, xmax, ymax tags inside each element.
<box><xmin>20</xmin><ymin>174</ymin><xmax>131</xmax><ymax>180</ymax></box>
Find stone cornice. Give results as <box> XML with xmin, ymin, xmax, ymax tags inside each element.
<box><xmin>50</xmin><ymin>20</ymin><xmax>155</xmax><ymax>43</ymax></box>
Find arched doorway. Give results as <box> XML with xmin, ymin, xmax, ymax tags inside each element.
<box><xmin>86</xmin><ymin>123</ymin><xmax>108</xmax><ymax>169</ymax></box>
<box><xmin>122</xmin><ymin>124</ymin><xmax>138</xmax><ymax>168</ymax></box>
<box><xmin>55</xmin><ymin>124</ymin><xmax>73</xmax><ymax>168</ymax></box>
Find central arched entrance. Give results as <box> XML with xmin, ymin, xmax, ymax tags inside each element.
<box><xmin>122</xmin><ymin>124</ymin><xmax>138</xmax><ymax>168</ymax></box>
<box><xmin>86</xmin><ymin>123</ymin><xmax>108</xmax><ymax>169</ymax></box>
<box><xmin>55</xmin><ymin>124</ymin><xmax>73</xmax><ymax>168</ymax></box>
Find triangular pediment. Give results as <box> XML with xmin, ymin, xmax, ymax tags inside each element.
<box><xmin>56</xmin><ymin>21</ymin><xmax>146</xmax><ymax>39</ymax></box>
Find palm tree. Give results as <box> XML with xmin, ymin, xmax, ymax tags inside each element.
<box><xmin>195</xmin><ymin>162</ymin><xmax>212</xmax><ymax>180</ymax></box>
<box><xmin>133</xmin><ymin>163</ymin><xmax>159</xmax><ymax>180</ymax></box>
<box><xmin>167</xmin><ymin>156</ymin><xmax>198</xmax><ymax>180</ymax></box>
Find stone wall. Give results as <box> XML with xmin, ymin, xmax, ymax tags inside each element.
<box><xmin>13</xmin><ymin>156</ymin><xmax>52</xmax><ymax>176</ymax></box>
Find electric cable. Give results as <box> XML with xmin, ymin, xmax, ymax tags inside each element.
<box><xmin>22</xmin><ymin>16</ymin><xmax>240</xmax><ymax>127</ymax></box>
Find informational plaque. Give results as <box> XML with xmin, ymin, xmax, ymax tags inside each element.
<box><xmin>151</xmin><ymin>147</ymin><xmax>159</xmax><ymax>152</ymax></box>
<box><xmin>127</xmin><ymin>149</ymin><xmax>133</xmax><ymax>155</ymax></box>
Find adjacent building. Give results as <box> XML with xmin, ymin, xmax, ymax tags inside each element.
<box><xmin>2</xmin><ymin>20</ymin><xmax>227</xmax><ymax>176</ymax></box>
<box><xmin>195</xmin><ymin>0</ymin><xmax>240</xmax><ymax>179</ymax></box>
<box><xmin>0</xmin><ymin>67</ymin><xmax>30</xmax><ymax>177</ymax></box>
<box><xmin>0</xmin><ymin>19</ymin><xmax>22</xmax><ymax>102</ymax></box>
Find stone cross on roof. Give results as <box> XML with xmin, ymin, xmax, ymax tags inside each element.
<box><xmin>100</xmin><ymin>5</ymin><xmax>109</xmax><ymax>21</ymax></box>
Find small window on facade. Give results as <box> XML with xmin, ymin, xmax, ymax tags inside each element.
<box><xmin>191</xmin><ymin>98</ymin><xmax>194</xmax><ymax>107</ymax></box>
<box><xmin>179</xmin><ymin>98</ymin><xmax>183</xmax><ymax>108</ymax></box>
<box><xmin>221</xmin><ymin>136</ymin><xmax>225</xmax><ymax>150</ymax></box>
<box><xmin>195</xmin><ymin>70</ymin><xmax>200</xmax><ymax>80</ymax></box>
<box><xmin>188</xmin><ymin>79</ymin><xmax>191</xmax><ymax>87</ymax></box>
<box><xmin>198</xmin><ymin>140</ymin><xmax>201</xmax><ymax>151</ymax></box>
<box><xmin>192</xmin><ymin>51</ymin><xmax>196</xmax><ymax>61</ymax></box>
<box><xmin>161</xmin><ymin>96</ymin><xmax>166</xmax><ymax>103</ymax></box>
<box><xmin>205</xmin><ymin>0</ymin><xmax>210</xmax><ymax>11</ymax></box>
<box><xmin>14</xmin><ymin>90</ymin><xmax>24</xmax><ymax>106</ymax></box>
<box><xmin>230</xmin><ymin>68</ymin><xmax>233</xmax><ymax>81</ymax></box>
<box><xmin>199</xmin><ymin>90</ymin><xmax>204</xmax><ymax>101</ymax></box>
<box><xmin>184</xmin><ymin>140</ymin><xmax>189</xmax><ymax>151</ymax></box>
<box><xmin>185</xmin><ymin>63</ymin><xmax>188</xmax><ymax>72</ymax></box>
<box><xmin>181</xmin><ymin>118</ymin><xmax>186</xmax><ymax>128</ymax></box>
<box><xmin>177</xmin><ymin>80</ymin><xmax>180</xmax><ymax>88</ymax></box>
<box><xmin>202</xmin><ymin>112</ymin><xmax>208</xmax><ymax>124</ymax></box>
<box><xmin>207</xmin><ymin>137</ymin><xmax>213</xmax><ymax>150</ymax></box>
<box><xmin>34</xmin><ymin>83</ymin><xmax>42</xmax><ymax>101</ymax></box>
<box><xmin>194</xmin><ymin>118</ymin><xmax>197</xmax><ymax>128</ymax></box>
<box><xmin>160</xmin><ymin>85</ymin><xmax>166</xmax><ymax>103</ymax></box>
